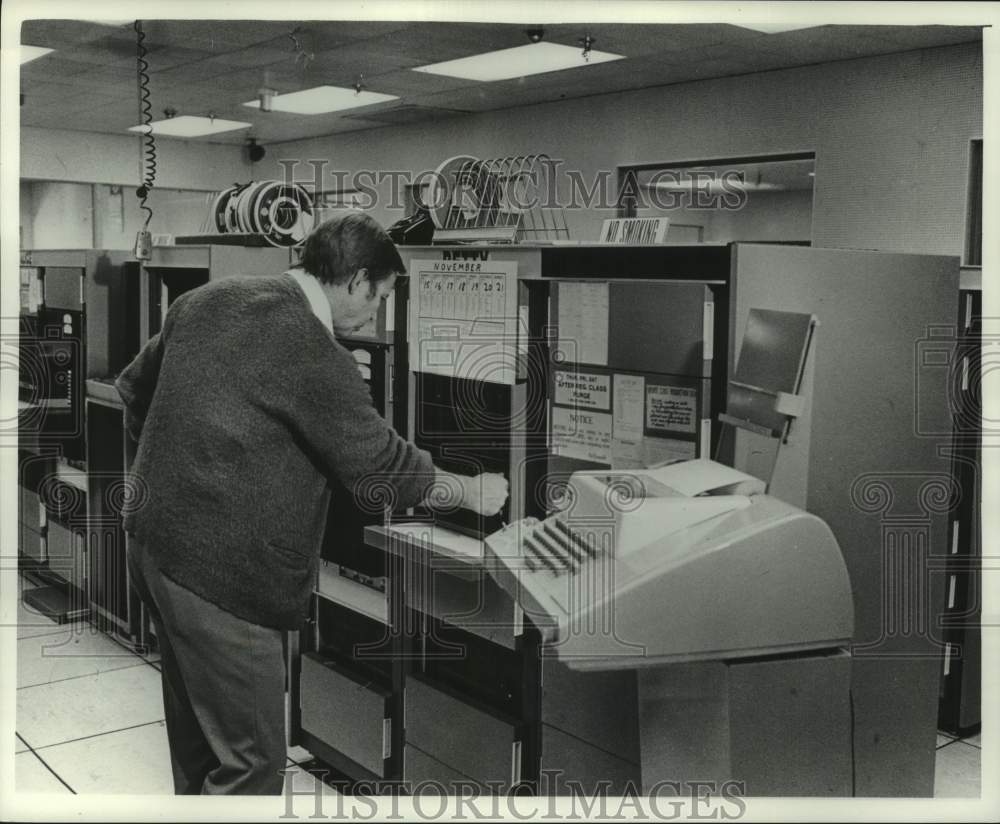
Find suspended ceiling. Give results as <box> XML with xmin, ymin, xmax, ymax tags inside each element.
<box><xmin>18</xmin><ymin>19</ymin><xmax>983</xmax><ymax>147</ymax></box>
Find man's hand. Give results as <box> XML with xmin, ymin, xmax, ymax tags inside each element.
<box><xmin>461</xmin><ymin>473</ymin><xmax>509</xmax><ymax>516</ymax></box>
<box><xmin>427</xmin><ymin>470</ymin><xmax>509</xmax><ymax>516</ymax></box>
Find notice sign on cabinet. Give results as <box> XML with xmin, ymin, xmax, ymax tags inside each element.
<box><xmin>551</xmin><ymin>406</ymin><xmax>613</xmax><ymax>464</ymax></box>
<box><xmin>554</xmin><ymin>371</ymin><xmax>610</xmax><ymax>410</ymax></box>
<box><xmin>646</xmin><ymin>385</ymin><xmax>698</xmax><ymax>434</ymax></box>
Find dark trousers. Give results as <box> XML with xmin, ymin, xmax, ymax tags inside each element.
<box><xmin>127</xmin><ymin>539</ymin><xmax>287</xmax><ymax>795</ymax></box>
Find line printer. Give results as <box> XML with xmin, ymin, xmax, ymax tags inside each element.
<box><xmin>484</xmin><ymin>459</ymin><xmax>854</xmax><ymax>670</ymax></box>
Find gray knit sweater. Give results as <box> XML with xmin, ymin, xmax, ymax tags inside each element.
<box><xmin>116</xmin><ymin>274</ymin><xmax>434</xmax><ymax>629</ymax></box>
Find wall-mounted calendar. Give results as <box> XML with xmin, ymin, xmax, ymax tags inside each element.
<box><xmin>408</xmin><ymin>257</ymin><xmax>520</xmax><ymax>385</ymax></box>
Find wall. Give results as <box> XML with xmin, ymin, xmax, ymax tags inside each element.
<box><xmin>20</xmin><ymin>181</ymin><xmax>213</xmax><ymax>250</ymax></box>
<box><xmin>638</xmin><ymin>189</ymin><xmax>815</xmax><ymax>243</ymax></box>
<box><xmin>23</xmin><ymin>180</ymin><xmax>93</xmax><ymax>249</ymax></box>
<box><xmin>708</xmin><ymin>190</ymin><xmax>814</xmax><ymax>242</ymax></box>
<box><xmin>20</xmin><ymin>126</ymin><xmax>249</xmax><ymax>191</ymax></box>
<box><xmin>19</xmin><ymin>180</ymin><xmax>33</xmax><ymax>248</ymax></box>
<box><xmin>92</xmin><ymin>185</ymin><xmax>215</xmax><ymax>249</ymax></box>
<box><xmin>262</xmin><ymin>42</ymin><xmax>981</xmax><ymax>256</ymax></box>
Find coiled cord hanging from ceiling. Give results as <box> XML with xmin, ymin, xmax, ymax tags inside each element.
<box><xmin>134</xmin><ymin>20</ymin><xmax>156</xmax><ymax>228</ymax></box>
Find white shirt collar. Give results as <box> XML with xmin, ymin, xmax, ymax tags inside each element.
<box><xmin>288</xmin><ymin>269</ymin><xmax>333</xmax><ymax>334</ymax></box>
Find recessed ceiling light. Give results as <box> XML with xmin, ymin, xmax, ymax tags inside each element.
<box><xmin>128</xmin><ymin>116</ymin><xmax>252</xmax><ymax>138</ymax></box>
<box><xmin>736</xmin><ymin>24</ymin><xmax>820</xmax><ymax>34</ymax></box>
<box><xmin>242</xmin><ymin>85</ymin><xmax>399</xmax><ymax>115</ymax></box>
<box><xmin>78</xmin><ymin>19</ymin><xmax>134</xmax><ymax>25</ymax></box>
<box><xmin>413</xmin><ymin>42</ymin><xmax>624</xmax><ymax>82</ymax></box>
<box><xmin>20</xmin><ymin>46</ymin><xmax>54</xmax><ymax>64</ymax></box>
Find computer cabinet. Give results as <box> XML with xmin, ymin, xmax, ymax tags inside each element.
<box><xmin>139</xmin><ymin>244</ymin><xmax>291</xmax><ymax>344</ymax></box>
<box><xmin>291</xmin><ymin>280</ymin><xmax>410</xmax><ymax>780</ymax></box>
<box><xmin>84</xmin><ymin>382</ymin><xmax>148</xmax><ymax>643</ymax></box>
<box><xmin>17</xmin><ymin>249</ymin><xmax>141</xmax><ymax>465</ymax></box>
<box><xmin>295</xmin><ymin>242</ymin><xmax>957</xmax><ymax>797</ymax></box>
<box><xmin>362</xmin><ymin>523</ymin><xmax>641</xmax><ymax>794</ymax></box>
<box><xmin>938</xmin><ymin>268</ymin><xmax>982</xmax><ymax>734</ymax></box>
<box><xmin>539</xmin><ymin>243</ymin><xmax>958</xmax><ymax>796</ymax></box>
<box><xmin>18</xmin><ymin>452</ymin><xmax>90</xmax><ymax>624</ymax></box>
<box><xmin>17</xmin><ymin>250</ymin><xmax>139</xmax><ymax>623</ymax></box>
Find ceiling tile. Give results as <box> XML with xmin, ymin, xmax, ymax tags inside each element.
<box><xmin>144</xmin><ymin>47</ymin><xmax>220</xmax><ymax>73</ymax></box>
<box><xmin>753</xmin><ymin>25</ymin><xmax>901</xmax><ymax>61</ymax></box>
<box><xmin>290</xmin><ymin>21</ymin><xmax>416</xmax><ymax>49</ymax></box>
<box><xmin>147</xmin><ymin>60</ymin><xmax>241</xmax><ymax>86</ymax></box>
<box><xmin>344</xmin><ymin>105</ymin><xmax>470</xmax><ymax>126</ymax></box>
<box><xmin>57</xmin><ymin>63</ymin><xmax>135</xmax><ymax>94</ymax></box>
<box><xmin>189</xmin><ymin>37</ymin><xmax>300</xmax><ymax>68</ymax></box>
<box><xmin>541</xmin><ymin>23</ymin><xmax>739</xmax><ymax>56</ymax></box>
<box><xmin>24</xmin><ymin>98</ymin><xmax>136</xmax><ymax>134</ymax></box>
<box><xmin>19</xmin><ymin>81</ymin><xmax>82</xmax><ymax>104</ymax></box>
<box><xmin>140</xmin><ymin>20</ymin><xmax>304</xmax><ymax>52</ymax></box>
<box><xmin>379</xmin><ymin>22</ymin><xmax>528</xmax><ymax>63</ymax></box>
<box><xmin>656</xmin><ymin>41</ymin><xmax>775</xmax><ymax>65</ymax></box>
<box><xmin>19</xmin><ymin>55</ymin><xmax>93</xmax><ymax>82</ymax></box>
<box><xmin>20</xmin><ymin>19</ymin><xmax>114</xmax><ymax>48</ymax></box>
<box><xmin>55</xmin><ymin>34</ymin><xmax>145</xmax><ymax>66</ymax></box>
<box><xmin>16</xmin><ymin>20</ymin><xmax>984</xmax><ymax>147</ymax></box>
<box><xmin>59</xmin><ymin>91</ymin><xmax>129</xmax><ymax>115</ymax></box>
<box><xmin>871</xmin><ymin>25</ymin><xmax>983</xmax><ymax>50</ymax></box>
<box><xmin>662</xmin><ymin>58</ymin><xmax>764</xmax><ymax>84</ymax></box>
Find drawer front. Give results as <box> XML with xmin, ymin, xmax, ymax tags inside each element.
<box><xmin>406</xmin><ymin>567</ymin><xmax>518</xmax><ymax>650</ymax></box>
<box><xmin>404</xmin><ymin>744</ymin><xmax>486</xmax><ymax>793</ymax></box>
<box><xmin>299</xmin><ymin>653</ymin><xmax>391</xmax><ymax>777</ymax></box>
<box><xmin>20</xmin><ymin>520</ymin><xmax>44</xmax><ymax>563</ymax></box>
<box><xmin>405</xmin><ymin>676</ymin><xmax>516</xmax><ymax>789</ymax></box>
<box><xmin>20</xmin><ymin>486</ymin><xmax>43</xmax><ymax>532</ymax></box>
<box><xmin>45</xmin><ymin>521</ymin><xmax>85</xmax><ymax>586</ymax></box>
<box><xmin>540</xmin><ymin>657</ymin><xmax>640</xmax><ymax>764</ymax></box>
<box><xmin>540</xmin><ymin>723</ymin><xmax>641</xmax><ymax>796</ymax></box>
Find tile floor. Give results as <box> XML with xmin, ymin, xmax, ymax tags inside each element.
<box><xmin>12</xmin><ymin>576</ymin><xmax>331</xmax><ymax>797</ymax></box>
<box><xmin>11</xmin><ymin>577</ymin><xmax>982</xmax><ymax>797</ymax></box>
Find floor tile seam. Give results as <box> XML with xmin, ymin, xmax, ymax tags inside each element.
<box><xmin>24</xmin><ymin>718</ymin><xmax>168</xmax><ymax>754</ymax></box>
<box><xmin>14</xmin><ymin>735</ymin><xmax>78</xmax><ymax>794</ymax></box>
<box><xmin>15</xmin><ymin>657</ymin><xmax>152</xmax><ymax>691</ymax></box>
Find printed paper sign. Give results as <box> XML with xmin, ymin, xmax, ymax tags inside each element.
<box><xmin>557</xmin><ymin>282</ymin><xmax>609</xmax><ymax>366</ymax></box>
<box><xmin>551</xmin><ymin>407</ymin><xmax>612</xmax><ymax>464</ymax></box>
<box><xmin>612</xmin><ymin>436</ymin><xmax>695</xmax><ymax>470</ymax></box>
<box><xmin>611</xmin><ymin>438</ymin><xmax>643</xmax><ymax>470</ymax></box>
<box><xmin>554</xmin><ymin>371</ymin><xmax>610</xmax><ymax>410</ymax></box>
<box><xmin>612</xmin><ymin>374</ymin><xmax>645</xmax><ymax>441</ymax></box>
<box><xmin>641</xmin><ymin>437</ymin><xmax>696</xmax><ymax>467</ymax></box>
<box><xmin>646</xmin><ymin>385</ymin><xmax>697</xmax><ymax>434</ymax></box>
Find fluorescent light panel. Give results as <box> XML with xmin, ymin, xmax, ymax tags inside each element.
<box><xmin>243</xmin><ymin>85</ymin><xmax>398</xmax><ymax>115</ymax></box>
<box><xmin>736</xmin><ymin>24</ymin><xmax>820</xmax><ymax>34</ymax></box>
<box><xmin>413</xmin><ymin>42</ymin><xmax>624</xmax><ymax>82</ymax></box>
<box><xmin>128</xmin><ymin>116</ymin><xmax>252</xmax><ymax>137</ymax></box>
<box><xmin>20</xmin><ymin>46</ymin><xmax>54</xmax><ymax>64</ymax></box>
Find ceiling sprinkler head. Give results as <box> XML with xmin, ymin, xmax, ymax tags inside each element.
<box><xmin>525</xmin><ymin>28</ymin><xmax>545</xmax><ymax>44</ymax></box>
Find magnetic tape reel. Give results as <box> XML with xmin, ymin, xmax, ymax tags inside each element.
<box><xmin>210</xmin><ymin>180</ymin><xmax>315</xmax><ymax>247</ymax></box>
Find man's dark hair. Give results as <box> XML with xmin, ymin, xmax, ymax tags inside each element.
<box><xmin>298</xmin><ymin>211</ymin><xmax>406</xmax><ymax>288</ymax></box>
